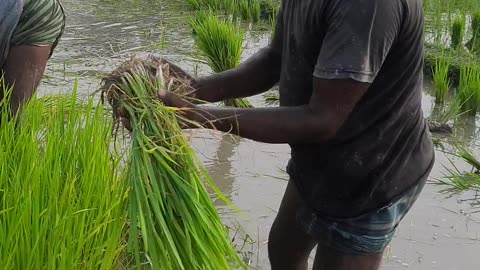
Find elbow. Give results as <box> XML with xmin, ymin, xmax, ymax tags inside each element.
<box><xmin>306</xmin><ymin>117</ymin><xmax>341</xmax><ymax>144</ymax></box>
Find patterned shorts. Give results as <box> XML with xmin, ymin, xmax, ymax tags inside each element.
<box><xmin>297</xmin><ymin>181</ymin><xmax>425</xmax><ymax>255</ymax></box>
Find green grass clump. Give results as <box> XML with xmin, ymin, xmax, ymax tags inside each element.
<box><xmin>451</xmin><ymin>17</ymin><xmax>465</xmax><ymax>50</ymax></box>
<box><xmin>0</xmin><ymin>80</ymin><xmax>128</xmax><ymax>269</ymax></box>
<box><xmin>456</xmin><ymin>63</ymin><xmax>480</xmax><ymax>114</ymax></box>
<box><xmin>432</xmin><ymin>56</ymin><xmax>451</xmax><ymax>103</ymax></box>
<box><xmin>190</xmin><ymin>14</ymin><xmax>253</xmax><ymax>108</ymax></box>
<box><xmin>101</xmin><ymin>57</ymin><xmax>246</xmax><ymax>270</ymax></box>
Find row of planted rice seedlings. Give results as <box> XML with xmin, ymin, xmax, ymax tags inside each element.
<box><xmin>0</xmin><ymin>80</ymin><xmax>128</xmax><ymax>269</ymax></box>
<box><xmin>101</xmin><ymin>57</ymin><xmax>247</xmax><ymax>269</ymax></box>
<box><xmin>429</xmin><ymin>8</ymin><xmax>480</xmax><ymax>114</ymax></box>
<box><xmin>186</xmin><ymin>0</ymin><xmax>278</xmax><ymax>22</ymax></box>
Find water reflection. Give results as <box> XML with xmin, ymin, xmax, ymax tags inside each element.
<box><xmin>205</xmin><ymin>134</ymin><xmax>240</xmax><ymax>206</ymax></box>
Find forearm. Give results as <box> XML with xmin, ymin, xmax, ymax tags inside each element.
<box><xmin>188</xmin><ymin>106</ymin><xmax>337</xmax><ymax>144</ymax></box>
<box><xmin>194</xmin><ymin>47</ymin><xmax>282</xmax><ymax>102</ymax></box>
<box><xmin>2</xmin><ymin>45</ymin><xmax>50</xmax><ymax>114</ymax></box>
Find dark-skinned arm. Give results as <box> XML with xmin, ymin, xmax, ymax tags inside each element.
<box><xmin>163</xmin><ymin>78</ymin><xmax>369</xmax><ymax>144</ymax></box>
<box><xmin>2</xmin><ymin>45</ymin><xmax>51</xmax><ymax>114</ymax></box>
<box><xmin>192</xmin><ymin>47</ymin><xmax>282</xmax><ymax>102</ymax></box>
<box><xmin>165</xmin><ymin>4</ymin><xmax>285</xmax><ymax>103</ymax></box>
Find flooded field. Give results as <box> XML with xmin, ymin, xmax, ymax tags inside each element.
<box><xmin>40</xmin><ymin>0</ymin><xmax>480</xmax><ymax>269</ymax></box>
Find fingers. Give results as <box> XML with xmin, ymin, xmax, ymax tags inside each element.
<box><xmin>160</xmin><ymin>58</ymin><xmax>193</xmax><ymax>81</ymax></box>
<box><xmin>158</xmin><ymin>90</ymin><xmax>194</xmax><ymax>108</ymax></box>
<box><xmin>120</xmin><ymin>117</ymin><xmax>132</xmax><ymax>132</ymax></box>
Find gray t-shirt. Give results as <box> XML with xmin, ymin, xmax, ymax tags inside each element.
<box><xmin>271</xmin><ymin>0</ymin><xmax>435</xmax><ymax>217</ymax></box>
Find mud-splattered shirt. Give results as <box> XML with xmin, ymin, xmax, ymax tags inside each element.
<box><xmin>271</xmin><ymin>0</ymin><xmax>435</xmax><ymax>217</ymax></box>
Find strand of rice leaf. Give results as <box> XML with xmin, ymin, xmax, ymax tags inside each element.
<box><xmin>117</xmin><ymin>69</ymin><xmax>246</xmax><ymax>269</ymax></box>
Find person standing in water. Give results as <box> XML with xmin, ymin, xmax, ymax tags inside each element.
<box><xmin>121</xmin><ymin>0</ymin><xmax>435</xmax><ymax>269</ymax></box>
<box><xmin>0</xmin><ymin>0</ymin><xmax>65</xmax><ymax>113</ymax></box>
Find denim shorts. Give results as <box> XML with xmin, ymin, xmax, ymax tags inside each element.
<box><xmin>297</xmin><ymin>181</ymin><xmax>425</xmax><ymax>255</ymax></box>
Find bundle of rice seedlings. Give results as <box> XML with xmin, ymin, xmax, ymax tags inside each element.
<box><xmin>432</xmin><ymin>56</ymin><xmax>451</xmax><ymax>104</ymax></box>
<box><xmin>101</xmin><ymin>56</ymin><xmax>246</xmax><ymax>270</ymax></box>
<box><xmin>190</xmin><ymin>14</ymin><xmax>253</xmax><ymax>108</ymax></box>
<box><xmin>456</xmin><ymin>63</ymin><xmax>480</xmax><ymax>114</ymax></box>
<box><xmin>451</xmin><ymin>17</ymin><xmax>465</xmax><ymax>50</ymax></box>
<box><xmin>0</xmin><ymin>80</ymin><xmax>128</xmax><ymax>269</ymax></box>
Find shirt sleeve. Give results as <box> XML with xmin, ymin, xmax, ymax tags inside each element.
<box><xmin>314</xmin><ymin>0</ymin><xmax>403</xmax><ymax>83</ymax></box>
<box><xmin>11</xmin><ymin>0</ymin><xmax>65</xmax><ymax>50</ymax></box>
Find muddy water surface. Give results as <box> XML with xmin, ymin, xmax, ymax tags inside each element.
<box><xmin>42</xmin><ymin>1</ymin><xmax>480</xmax><ymax>269</ymax></box>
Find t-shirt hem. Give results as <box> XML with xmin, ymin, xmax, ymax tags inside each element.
<box><xmin>287</xmin><ymin>153</ymin><xmax>435</xmax><ymax>219</ymax></box>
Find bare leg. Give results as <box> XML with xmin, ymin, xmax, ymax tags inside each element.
<box><xmin>268</xmin><ymin>181</ymin><xmax>317</xmax><ymax>270</ymax></box>
<box><xmin>313</xmin><ymin>244</ymin><xmax>383</xmax><ymax>270</ymax></box>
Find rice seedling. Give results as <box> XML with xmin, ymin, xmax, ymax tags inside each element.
<box><xmin>186</xmin><ymin>0</ymin><xmax>202</xmax><ymax>10</ymax></box>
<box><xmin>0</xmin><ymin>79</ymin><xmax>129</xmax><ymax>269</ymax></box>
<box><xmin>432</xmin><ymin>56</ymin><xmax>452</xmax><ymax>103</ymax></box>
<box><xmin>186</xmin><ymin>0</ymin><xmax>222</xmax><ymax>10</ymax></box>
<box><xmin>190</xmin><ymin>14</ymin><xmax>253</xmax><ymax>108</ymax></box>
<box><xmin>456</xmin><ymin>63</ymin><xmax>480</xmax><ymax>114</ymax></box>
<box><xmin>238</xmin><ymin>0</ymin><xmax>261</xmax><ymax>22</ymax></box>
<box><xmin>432</xmin><ymin>94</ymin><xmax>466</xmax><ymax>124</ymax></box>
<box><xmin>101</xmin><ymin>56</ymin><xmax>246</xmax><ymax>270</ymax></box>
<box><xmin>438</xmin><ymin>147</ymin><xmax>480</xmax><ymax>193</ymax></box>
<box><xmin>263</xmin><ymin>90</ymin><xmax>279</xmax><ymax>106</ymax></box>
<box><xmin>451</xmin><ymin>17</ymin><xmax>465</xmax><ymax>50</ymax></box>
<box><xmin>466</xmin><ymin>10</ymin><xmax>480</xmax><ymax>52</ymax></box>
<box><xmin>260</xmin><ymin>0</ymin><xmax>279</xmax><ymax>21</ymax></box>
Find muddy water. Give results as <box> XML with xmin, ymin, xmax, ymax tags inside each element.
<box><xmin>43</xmin><ymin>1</ymin><xmax>480</xmax><ymax>269</ymax></box>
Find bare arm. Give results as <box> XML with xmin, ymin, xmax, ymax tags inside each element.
<box><xmin>163</xmin><ymin>78</ymin><xmax>369</xmax><ymax>144</ymax></box>
<box><xmin>2</xmin><ymin>45</ymin><xmax>51</xmax><ymax>113</ymax></box>
<box><xmin>192</xmin><ymin>47</ymin><xmax>282</xmax><ymax>102</ymax></box>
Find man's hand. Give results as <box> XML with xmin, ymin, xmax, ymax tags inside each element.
<box><xmin>117</xmin><ymin>89</ymin><xmax>198</xmax><ymax>132</ymax></box>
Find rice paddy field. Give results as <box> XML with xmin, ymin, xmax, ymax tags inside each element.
<box><xmin>8</xmin><ymin>0</ymin><xmax>480</xmax><ymax>269</ymax></box>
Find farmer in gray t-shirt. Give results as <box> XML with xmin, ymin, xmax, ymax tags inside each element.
<box><xmin>124</xmin><ymin>0</ymin><xmax>435</xmax><ymax>269</ymax></box>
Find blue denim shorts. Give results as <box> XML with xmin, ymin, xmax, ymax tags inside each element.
<box><xmin>297</xmin><ymin>181</ymin><xmax>425</xmax><ymax>255</ymax></box>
